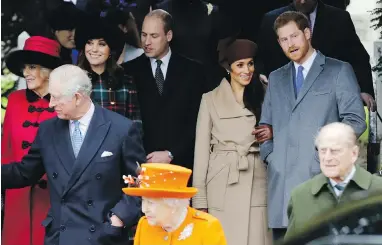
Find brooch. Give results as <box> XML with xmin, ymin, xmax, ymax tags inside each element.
<box><xmin>207</xmin><ymin>3</ymin><xmax>213</xmax><ymax>16</ymax></box>
<box><xmin>178</xmin><ymin>223</ymin><xmax>194</xmax><ymax>241</ymax></box>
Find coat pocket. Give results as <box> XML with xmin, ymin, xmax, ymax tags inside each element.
<box><xmin>206</xmin><ymin>153</ymin><xmax>229</xmax><ymax>211</ymax></box>
<box><xmin>42</xmin><ymin>215</ymin><xmax>54</xmax><ymax>234</ymax></box>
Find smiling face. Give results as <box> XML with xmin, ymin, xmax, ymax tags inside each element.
<box><xmin>55</xmin><ymin>29</ymin><xmax>76</xmax><ymax>49</ymax></box>
<box><xmin>230</xmin><ymin>58</ymin><xmax>255</xmax><ymax>87</ymax></box>
<box><xmin>277</xmin><ymin>21</ymin><xmax>312</xmax><ymax>64</ymax></box>
<box><xmin>23</xmin><ymin>64</ymin><xmax>50</xmax><ymax>93</ymax></box>
<box><xmin>84</xmin><ymin>38</ymin><xmax>110</xmax><ymax>67</ymax></box>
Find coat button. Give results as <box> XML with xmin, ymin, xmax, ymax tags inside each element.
<box><xmin>61</xmin><ymin>198</ymin><xmax>65</xmax><ymax>203</ymax></box>
<box><xmin>60</xmin><ymin>225</ymin><xmax>66</xmax><ymax>232</ymax></box>
<box><xmin>87</xmin><ymin>200</ymin><xmax>93</xmax><ymax>206</ymax></box>
<box><xmin>95</xmin><ymin>173</ymin><xmax>102</xmax><ymax>180</ymax></box>
<box><xmin>52</xmin><ymin>172</ymin><xmax>58</xmax><ymax>179</ymax></box>
<box><xmin>89</xmin><ymin>225</ymin><xmax>96</xmax><ymax>232</ymax></box>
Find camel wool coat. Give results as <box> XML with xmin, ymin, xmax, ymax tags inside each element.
<box><xmin>192</xmin><ymin>79</ymin><xmax>271</xmax><ymax>245</ymax></box>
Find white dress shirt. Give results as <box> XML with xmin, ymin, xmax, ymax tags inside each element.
<box><xmin>69</xmin><ymin>102</ymin><xmax>95</xmax><ymax>139</ymax></box>
<box><xmin>329</xmin><ymin>166</ymin><xmax>356</xmax><ymax>197</ymax></box>
<box><xmin>150</xmin><ymin>48</ymin><xmax>172</xmax><ymax>80</ymax></box>
<box><xmin>293</xmin><ymin>50</ymin><xmax>318</xmax><ymax>79</ymax></box>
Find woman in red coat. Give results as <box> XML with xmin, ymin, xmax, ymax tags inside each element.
<box><xmin>1</xmin><ymin>36</ymin><xmax>62</xmax><ymax>245</ymax></box>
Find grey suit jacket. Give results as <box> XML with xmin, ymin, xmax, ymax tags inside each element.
<box><xmin>259</xmin><ymin>51</ymin><xmax>366</xmax><ymax>228</ymax></box>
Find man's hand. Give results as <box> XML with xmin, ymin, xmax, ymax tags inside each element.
<box><xmin>110</xmin><ymin>214</ymin><xmax>124</xmax><ymax>227</ymax></box>
<box><xmin>361</xmin><ymin>92</ymin><xmax>377</xmax><ymax>112</ymax></box>
<box><xmin>252</xmin><ymin>125</ymin><xmax>273</xmax><ymax>143</ymax></box>
<box><xmin>146</xmin><ymin>151</ymin><xmax>172</xmax><ymax>163</ymax></box>
<box><xmin>259</xmin><ymin>74</ymin><xmax>268</xmax><ymax>85</ymax></box>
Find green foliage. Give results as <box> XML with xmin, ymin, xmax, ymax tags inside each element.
<box><xmin>1</xmin><ymin>68</ymin><xmax>18</xmax><ymax>124</ymax></box>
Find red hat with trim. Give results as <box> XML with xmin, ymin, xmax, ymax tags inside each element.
<box><xmin>5</xmin><ymin>36</ymin><xmax>63</xmax><ymax>77</ymax></box>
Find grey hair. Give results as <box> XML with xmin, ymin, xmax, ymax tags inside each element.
<box><xmin>49</xmin><ymin>64</ymin><xmax>92</xmax><ymax>97</ymax></box>
<box><xmin>314</xmin><ymin>122</ymin><xmax>357</xmax><ymax>148</ymax></box>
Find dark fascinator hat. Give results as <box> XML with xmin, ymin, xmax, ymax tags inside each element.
<box><xmin>47</xmin><ymin>1</ymin><xmax>83</xmax><ymax>31</ymax></box>
<box><xmin>217</xmin><ymin>36</ymin><xmax>258</xmax><ymax>70</ymax></box>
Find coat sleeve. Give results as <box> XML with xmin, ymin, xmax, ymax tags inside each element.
<box><xmin>285</xmin><ymin>192</ymin><xmax>296</xmax><ymax>240</ymax></box>
<box><xmin>111</xmin><ymin>122</ymin><xmax>146</xmax><ymax>227</ymax></box>
<box><xmin>259</xmin><ymin>74</ymin><xmax>274</xmax><ymax>161</ymax></box>
<box><xmin>192</xmin><ymin>94</ymin><xmax>212</xmax><ymax>209</ymax></box>
<box><xmin>1</xmin><ymin>92</ymin><xmax>16</xmax><ymax>164</ymax></box>
<box><xmin>1</xmin><ymin>126</ymin><xmax>46</xmax><ymax>189</ymax></box>
<box><xmin>203</xmin><ymin>219</ymin><xmax>227</xmax><ymax>245</ymax></box>
<box><xmin>335</xmin><ymin>62</ymin><xmax>366</xmax><ymax>138</ymax></box>
<box><xmin>339</xmin><ymin>11</ymin><xmax>374</xmax><ymax>97</ymax></box>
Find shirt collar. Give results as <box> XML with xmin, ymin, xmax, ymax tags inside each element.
<box><xmin>150</xmin><ymin>48</ymin><xmax>172</xmax><ymax>67</ymax></box>
<box><xmin>26</xmin><ymin>89</ymin><xmax>51</xmax><ymax>103</ymax></box>
<box><xmin>70</xmin><ymin>102</ymin><xmax>95</xmax><ymax>127</ymax></box>
<box><xmin>311</xmin><ymin>165</ymin><xmax>372</xmax><ymax>196</ymax></box>
<box><xmin>329</xmin><ymin>166</ymin><xmax>356</xmax><ymax>188</ymax></box>
<box><xmin>293</xmin><ymin>49</ymin><xmax>317</xmax><ymax>74</ymax></box>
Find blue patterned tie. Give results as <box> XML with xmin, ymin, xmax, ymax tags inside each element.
<box><xmin>334</xmin><ymin>184</ymin><xmax>345</xmax><ymax>191</ymax></box>
<box><xmin>295</xmin><ymin>65</ymin><xmax>304</xmax><ymax>96</ymax></box>
<box><xmin>71</xmin><ymin>120</ymin><xmax>83</xmax><ymax>158</ymax></box>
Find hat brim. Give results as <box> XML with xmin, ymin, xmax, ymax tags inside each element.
<box><xmin>122</xmin><ymin>187</ymin><xmax>198</xmax><ymax>198</ymax></box>
<box><xmin>5</xmin><ymin>50</ymin><xmax>63</xmax><ymax>77</ymax></box>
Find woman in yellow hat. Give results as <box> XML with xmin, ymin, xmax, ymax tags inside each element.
<box><xmin>123</xmin><ymin>163</ymin><xmax>227</xmax><ymax>245</ymax></box>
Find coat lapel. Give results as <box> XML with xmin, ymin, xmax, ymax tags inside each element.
<box><xmin>292</xmin><ymin>52</ymin><xmax>325</xmax><ymax>111</ymax></box>
<box><xmin>162</xmin><ymin>53</ymin><xmax>182</xmax><ymax>100</ymax></box>
<box><xmin>54</xmin><ymin>119</ymin><xmax>75</xmax><ymax>175</ymax></box>
<box><xmin>280</xmin><ymin>62</ymin><xmax>296</xmax><ymax>110</ymax></box>
<box><xmin>62</xmin><ymin>105</ymin><xmax>111</xmax><ymax>197</ymax></box>
<box><xmin>212</xmin><ymin>78</ymin><xmax>253</xmax><ymax>119</ymax></box>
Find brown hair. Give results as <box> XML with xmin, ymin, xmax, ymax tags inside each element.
<box><xmin>145</xmin><ymin>9</ymin><xmax>173</xmax><ymax>34</ymax></box>
<box><xmin>273</xmin><ymin>11</ymin><xmax>310</xmax><ymax>35</ymax></box>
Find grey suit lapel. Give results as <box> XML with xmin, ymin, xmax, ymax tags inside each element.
<box><xmin>292</xmin><ymin>51</ymin><xmax>325</xmax><ymax>111</ymax></box>
<box><xmin>62</xmin><ymin>105</ymin><xmax>111</xmax><ymax>197</ymax></box>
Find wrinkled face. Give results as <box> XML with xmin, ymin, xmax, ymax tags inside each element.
<box><xmin>142</xmin><ymin>197</ymin><xmax>173</xmax><ymax>227</ymax></box>
<box><xmin>48</xmin><ymin>81</ymin><xmax>78</xmax><ymax>120</ymax></box>
<box><xmin>23</xmin><ymin>64</ymin><xmax>50</xmax><ymax>91</ymax></box>
<box><xmin>317</xmin><ymin>133</ymin><xmax>358</xmax><ymax>182</ymax></box>
<box><xmin>293</xmin><ymin>0</ymin><xmax>318</xmax><ymax>14</ymax></box>
<box><xmin>141</xmin><ymin>16</ymin><xmax>172</xmax><ymax>59</ymax></box>
<box><xmin>230</xmin><ymin>58</ymin><xmax>255</xmax><ymax>87</ymax></box>
<box><xmin>55</xmin><ymin>29</ymin><xmax>76</xmax><ymax>49</ymax></box>
<box><xmin>277</xmin><ymin>21</ymin><xmax>311</xmax><ymax>64</ymax></box>
<box><xmin>85</xmin><ymin>39</ymin><xmax>110</xmax><ymax>67</ymax></box>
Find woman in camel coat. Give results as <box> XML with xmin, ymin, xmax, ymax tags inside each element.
<box><xmin>192</xmin><ymin>38</ymin><xmax>273</xmax><ymax>245</ymax></box>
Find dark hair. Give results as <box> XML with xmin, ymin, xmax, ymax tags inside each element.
<box><xmin>273</xmin><ymin>11</ymin><xmax>310</xmax><ymax>35</ymax></box>
<box><xmin>145</xmin><ymin>9</ymin><xmax>173</xmax><ymax>34</ymax></box>
<box><xmin>225</xmin><ymin>70</ymin><xmax>264</xmax><ymax>125</ymax></box>
<box><xmin>103</xmin><ymin>9</ymin><xmax>141</xmax><ymax>48</ymax></box>
<box><xmin>77</xmin><ymin>49</ymin><xmax>124</xmax><ymax>88</ymax></box>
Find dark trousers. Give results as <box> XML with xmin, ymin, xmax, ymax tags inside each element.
<box><xmin>272</xmin><ymin>228</ymin><xmax>287</xmax><ymax>242</ymax></box>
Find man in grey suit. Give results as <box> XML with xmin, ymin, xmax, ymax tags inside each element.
<box><xmin>2</xmin><ymin>65</ymin><xmax>146</xmax><ymax>245</ymax></box>
<box><xmin>258</xmin><ymin>11</ymin><xmax>366</xmax><ymax>241</ymax></box>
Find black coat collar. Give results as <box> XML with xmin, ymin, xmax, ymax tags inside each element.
<box><xmin>26</xmin><ymin>89</ymin><xmax>51</xmax><ymax>103</ymax></box>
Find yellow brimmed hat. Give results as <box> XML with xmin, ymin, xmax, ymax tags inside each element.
<box><xmin>122</xmin><ymin>163</ymin><xmax>198</xmax><ymax>198</ymax></box>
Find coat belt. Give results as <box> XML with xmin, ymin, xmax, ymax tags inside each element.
<box><xmin>212</xmin><ymin>144</ymin><xmax>258</xmax><ymax>185</ymax></box>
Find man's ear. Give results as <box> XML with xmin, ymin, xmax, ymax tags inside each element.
<box><xmin>166</xmin><ymin>30</ymin><xmax>173</xmax><ymax>42</ymax></box>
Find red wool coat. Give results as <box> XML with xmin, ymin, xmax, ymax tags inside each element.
<box><xmin>2</xmin><ymin>89</ymin><xmax>56</xmax><ymax>245</ymax></box>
